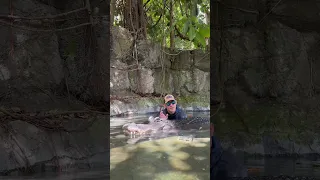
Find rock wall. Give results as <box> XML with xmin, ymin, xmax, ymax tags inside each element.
<box><xmin>212</xmin><ymin>0</ymin><xmax>320</xmax><ymax>156</ymax></box>
<box><xmin>212</xmin><ymin>0</ymin><xmax>320</xmax><ymax>104</ymax></box>
<box><xmin>0</xmin><ymin>0</ymin><xmax>110</xmax><ymax>111</ymax></box>
<box><xmin>110</xmin><ymin>26</ymin><xmax>210</xmax><ymax>97</ymax></box>
<box><xmin>0</xmin><ymin>117</ymin><xmax>108</xmax><ymax>175</ymax></box>
<box><xmin>110</xmin><ymin>26</ymin><xmax>210</xmax><ymax>115</ymax></box>
<box><xmin>0</xmin><ymin>0</ymin><xmax>109</xmax><ymax>175</ymax></box>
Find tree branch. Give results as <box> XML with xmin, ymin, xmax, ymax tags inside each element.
<box><xmin>218</xmin><ymin>1</ymin><xmax>259</xmax><ymax>15</ymax></box>
<box><xmin>0</xmin><ymin>7</ymin><xmax>87</xmax><ymax>20</ymax></box>
<box><xmin>0</xmin><ymin>20</ymin><xmax>91</xmax><ymax>32</ymax></box>
<box><xmin>143</xmin><ymin>0</ymin><xmax>152</xmax><ymax>8</ymax></box>
<box><xmin>174</xmin><ymin>25</ymin><xmax>190</xmax><ymax>41</ymax></box>
<box><xmin>151</xmin><ymin>13</ymin><xmax>162</xmax><ymax>28</ymax></box>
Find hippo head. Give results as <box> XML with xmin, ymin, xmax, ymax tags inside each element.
<box><xmin>148</xmin><ymin>116</ymin><xmax>167</xmax><ymax>123</ymax></box>
<box><xmin>123</xmin><ymin>116</ymin><xmax>170</xmax><ymax>136</ymax></box>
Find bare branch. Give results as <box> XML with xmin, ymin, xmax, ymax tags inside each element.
<box><xmin>259</xmin><ymin>0</ymin><xmax>283</xmax><ymax>24</ymax></box>
<box><xmin>0</xmin><ymin>7</ymin><xmax>87</xmax><ymax>20</ymax></box>
<box><xmin>218</xmin><ymin>1</ymin><xmax>259</xmax><ymax>14</ymax></box>
<box><xmin>151</xmin><ymin>13</ymin><xmax>162</xmax><ymax>28</ymax></box>
<box><xmin>0</xmin><ymin>20</ymin><xmax>91</xmax><ymax>32</ymax></box>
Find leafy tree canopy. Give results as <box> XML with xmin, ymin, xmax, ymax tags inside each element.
<box><xmin>112</xmin><ymin>0</ymin><xmax>210</xmax><ymax>50</ymax></box>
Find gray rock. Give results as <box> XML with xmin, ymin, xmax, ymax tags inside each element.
<box><xmin>128</xmin><ymin>67</ymin><xmax>155</xmax><ymax>94</ymax></box>
<box><xmin>111</xmin><ymin>26</ymin><xmax>133</xmax><ymax>61</ymax></box>
<box><xmin>110</xmin><ymin>60</ymin><xmax>130</xmax><ymax>92</ymax></box>
<box><xmin>0</xmin><ymin>118</ymin><xmax>108</xmax><ymax>174</ymax></box>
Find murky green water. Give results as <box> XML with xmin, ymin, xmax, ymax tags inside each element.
<box><xmin>213</xmin><ymin>103</ymin><xmax>320</xmax><ymax>178</ymax></box>
<box><xmin>110</xmin><ymin>112</ymin><xmax>210</xmax><ymax>180</ymax></box>
<box><xmin>110</xmin><ymin>112</ymin><xmax>210</xmax><ymax>148</ymax></box>
<box><xmin>245</xmin><ymin>157</ymin><xmax>320</xmax><ymax>178</ymax></box>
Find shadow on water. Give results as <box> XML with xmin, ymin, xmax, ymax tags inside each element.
<box><xmin>213</xmin><ymin>103</ymin><xmax>320</xmax><ymax>178</ymax></box>
<box><xmin>0</xmin><ymin>168</ymin><xmax>109</xmax><ymax>180</ymax></box>
<box><xmin>110</xmin><ymin>111</ymin><xmax>210</xmax><ymax>148</ymax></box>
<box><xmin>110</xmin><ymin>112</ymin><xmax>210</xmax><ymax>180</ymax></box>
<box><xmin>245</xmin><ymin>156</ymin><xmax>320</xmax><ymax>178</ymax></box>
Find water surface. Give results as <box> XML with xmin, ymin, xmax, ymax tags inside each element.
<box><xmin>110</xmin><ymin>111</ymin><xmax>210</xmax><ymax>180</ymax></box>
<box><xmin>0</xmin><ymin>168</ymin><xmax>109</xmax><ymax>180</ymax></box>
<box><xmin>246</xmin><ymin>157</ymin><xmax>320</xmax><ymax>178</ymax></box>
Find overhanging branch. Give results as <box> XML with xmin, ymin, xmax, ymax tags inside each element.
<box><xmin>151</xmin><ymin>14</ymin><xmax>162</xmax><ymax>28</ymax></box>
<box><xmin>0</xmin><ymin>7</ymin><xmax>87</xmax><ymax>20</ymax></box>
<box><xmin>0</xmin><ymin>20</ymin><xmax>91</xmax><ymax>32</ymax></box>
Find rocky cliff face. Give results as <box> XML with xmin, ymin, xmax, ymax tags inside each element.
<box><xmin>212</xmin><ymin>0</ymin><xmax>320</xmax><ymax>156</ymax></box>
<box><xmin>0</xmin><ymin>0</ymin><xmax>109</xmax><ymax>175</ymax></box>
<box><xmin>0</xmin><ymin>0</ymin><xmax>109</xmax><ymax>111</ymax></box>
<box><xmin>0</xmin><ymin>117</ymin><xmax>108</xmax><ymax>175</ymax></box>
<box><xmin>110</xmin><ymin>26</ymin><xmax>210</xmax><ymax>97</ymax></box>
<box><xmin>110</xmin><ymin>26</ymin><xmax>210</xmax><ymax>115</ymax></box>
<box><xmin>212</xmin><ymin>0</ymin><xmax>320</xmax><ymax>103</ymax></box>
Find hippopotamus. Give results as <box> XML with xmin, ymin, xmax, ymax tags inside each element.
<box><xmin>122</xmin><ymin>116</ymin><xmax>210</xmax><ymax>144</ymax></box>
<box><xmin>122</xmin><ymin>116</ymin><xmax>210</xmax><ymax>135</ymax></box>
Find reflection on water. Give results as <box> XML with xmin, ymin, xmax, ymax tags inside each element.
<box><xmin>246</xmin><ymin>157</ymin><xmax>320</xmax><ymax>178</ymax></box>
<box><xmin>110</xmin><ymin>111</ymin><xmax>210</xmax><ymax>148</ymax></box>
<box><xmin>110</xmin><ymin>111</ymin><xmax>210</xmax><ymax>180</ymax></box>
<box><xmin>0</xmin><ymin>168</ymin><xmax>109</xmax><ymax>180</ymax></box>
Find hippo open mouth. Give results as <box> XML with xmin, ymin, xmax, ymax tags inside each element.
<box><xmin>122</xmin><ymin>123</ymin><xmax>156</xmax><ymax>135</ymax></box>
<box><xmin>122</xmin><ymin>116</ymin><xmax>175</xmax><ymax>135</ymax></box>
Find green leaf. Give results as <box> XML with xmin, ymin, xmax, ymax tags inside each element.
<box><xmin>199</xmin><ymin>27</ymin><xmax>210</xmax><ymax>38</ymax></box>
<box><xmin>179</xmin><ymin>16</ymin><xmax>188</xmax><ymax>23</ymax></box>
<box><xmin>195</xmin><ymin>32</ymin><xmax>206</xmax><ymax>47</ymax></box>
<box><xmin>188</xmin><ymin>26</ymin><xmax>196</xmax><ymax>40</ymax></box>
<box><xmin>182</xmin><ymin>20</ymin><xmax>189</xmax><ymax>34</ymax></box>
<box><xmin>191</xmin><ymin>16</ymin><xmax>198</xmax><ymax>23</ymax></box>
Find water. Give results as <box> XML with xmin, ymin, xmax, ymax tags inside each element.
<box><xmin>110</xmin><ymin>111</ymin><xmax>210</xmax><ymax>148</ymax></box>
<box><xmin>0</xmin><ymin>168</ymin><xmax>109</xmax><ymax>180</ymax></box>
<box><xmin>246</xmin><ymin>157</ymin><xmax>320</xmax><ymax>178</ymax></box>
<box><xmin>110</xmin><ymin>111</ymin><xmax>210</xmax><ymax>180</ymax></box>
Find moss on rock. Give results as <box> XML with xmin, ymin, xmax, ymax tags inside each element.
<box><xmin>176</xmin><ymin>95</ymin><xmax>210</xmax><ymax>108</ymax></box>
<box><xmin>137</xmin><ymin>97</ymin><xmax>163</xmax><ymax>107</ymax></box>
<box><xmin>135</xmin><ymin>95</ymin><xmax>209</xmax><ymax>109</ymax></box>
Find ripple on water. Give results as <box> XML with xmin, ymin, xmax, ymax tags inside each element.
<box><xmin>110</xmin><ymin>113</ymin><xmax>210</xmax><ymax>180</ymax></box>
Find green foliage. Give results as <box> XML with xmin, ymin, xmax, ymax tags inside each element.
<box><xmin>113</xmin><ymin>0</ymin><xmax>210</xmax><ymax>50</ymax></box>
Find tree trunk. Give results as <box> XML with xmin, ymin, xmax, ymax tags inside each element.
<box><xmin>205</xmin><ymin>10</ymin><xmax>210</xmax><ymax>50</ymax></box>
<box><xmin>169</xmin><ymin>0</ymin><xmax>174</xmax><ymax>49</ymax></box>
<box><xmin>123</xmin><ymin>0</ymin><xmax>146</xmax><ymax>39</ymax></box>
<box><xmin>110</xmin><ymin>0</ymin><xmax>116</xmax><ymax>25</ymax></box>
<box><xmin>138</xmin><ymin>0</ymin><xmax>147</xmax><ymax>37</ymax></box>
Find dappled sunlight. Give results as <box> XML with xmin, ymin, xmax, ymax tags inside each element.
<box><xmin>169</xmin><ymin>151</ymin><xmax>190</xmax><ymax>160</ymax></box>
<box><xmin>110</xmin><ymin>147</ymin><xmax>131</xmax><ymax>170</ymax></box>
<box><xmin>110</xmin><ymin>136</ymin><xmax>210</xmax><ymax>179</ymax></box>
<box><xmin>154</xmin><ymin>171</ymin><xmax>203</xmax><ymax>180</ymax></box>
<box><xmin>110</xmin><ymin>112</ymin><xmax>210</xmax><ymax>179</ymax></box>
<box><xmin>169</xmin><ymin>156</ymin><xmax>192</xmax><ymax>171</ymax></box>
